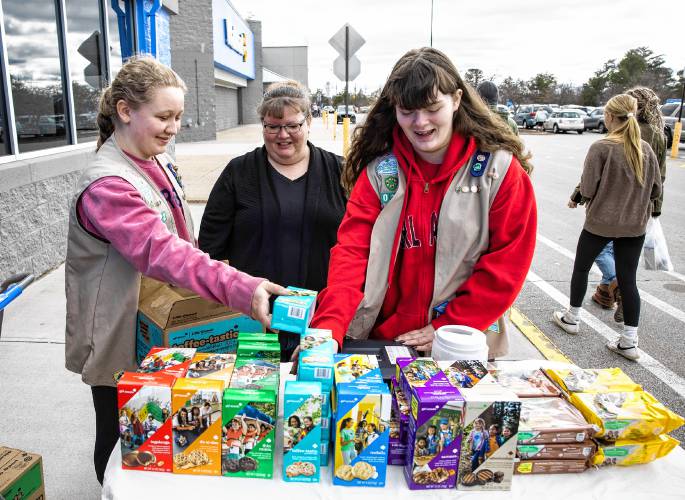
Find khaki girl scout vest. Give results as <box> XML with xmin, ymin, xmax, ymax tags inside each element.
<box><xmin>346</xmin><ymin>149</ymin><xmax>512</xmax><ymax>358</ymax></box>
<box><xmin>65</xmin><ymin>136</ymin><xmax>195</xmax><ymax>387</ymax></box>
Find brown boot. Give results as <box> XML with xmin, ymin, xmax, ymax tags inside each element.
<box><xmin>614</xmin><ymin>287</ymin><xmax>624</xmax><ymax>323</ymax></box>
<box><xmin>592</xmin><ymin>283</ymin><xmax>615</xmax><ymax>309</ymax></box>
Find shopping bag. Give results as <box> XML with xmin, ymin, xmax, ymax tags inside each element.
<box><xmin>643</xmin><ymin>218</ymin><xmax>673</xmax><ymax>271</ymax></box>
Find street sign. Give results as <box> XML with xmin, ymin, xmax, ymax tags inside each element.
<box><xmin>328</xmin><ymin>24</ymin><xmax>365</xmax><ymax>56</ymax></box>
<box><xmin>333</xmin><ymin>55</ymin><xmax>360</xmax><ymax>81</ymax></box>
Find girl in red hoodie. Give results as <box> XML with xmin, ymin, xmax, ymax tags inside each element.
<box><xmin>310</xmin><ymin>48</ymin><xmax>537</xmax><ymax>353</ymax></box>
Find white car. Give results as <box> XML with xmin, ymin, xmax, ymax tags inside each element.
<box><xmin>543</xmin><ymin>111</ymin><xmax>584</xmax><ymax>134</ymax></box>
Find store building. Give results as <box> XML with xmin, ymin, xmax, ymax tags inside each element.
<box><xmin>0</xmin><ymin>0</ymin><xmax>307</xmax><ymax>281</ymax></box>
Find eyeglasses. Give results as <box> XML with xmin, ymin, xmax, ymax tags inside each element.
<box><xmin>262</xmin><ymin>119</ymin><xmax>306</xmax><ymax>135</ymax></box>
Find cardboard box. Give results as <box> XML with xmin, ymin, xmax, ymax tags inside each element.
<box><xmin>237</xmin><ymin>332</ymin><xmax>279</xmax><ymax>344</ymax></box>
<box><xmin>117</xmin><ymin>371</ymin><xmax>176</xmax><ymax>472</ymax></box>
<box><xmin>0</xmin><ymin>447</ymin><xmax>44</xmax><ymax>500</ymax></box>
<box><xmin>300</xmin><ymin>328</ymin><xmax>337</xmax><ymax>352</ymax></box>
<box><xmin>171</xmin><ymin>378</ymin><xmax>224</xmax><ymax>475</ymax></box>
<box><xmin>228</xmin><ymin>359</ymin><xmax>280</xmax><ymax>392</ymax></box>
<box><xmin>136</xmin><ymin>277</ymin><xmax>262</xmax><ymax>363</ymax></box>
<box><xmin>186</xmin><ymin>353</ymin><xmax>235</xmax><ymax>388</ymax></box>
<box><xmin>270</xmin><ymin>287</ymin><xmax>317</xmax><ymax>334</ymax></box>
<box><xmin>398</xmin><ymin>361</ymin><xmax>464</xmax><ymax>490</ymax></box>
<box><xmin>332</xmin><ymin>381</ymin><xmax>391</xmax><ymax>487</ymax></box>
<box><xmin>334</xmin><ymin>354</ymin><xmax>384</xmax><ymax>386</ymax></box>
<box><xmin>298</xmin><ymin>350</ymin><xmax>334</xmax><ymax>392</ymax></box>
<box><xmin>138</xmin><ymin>347</ymin><xmax>196</xmax><ymax>378</ymax></box>
<box><xmin>222</xmin><ymin>388</ymin><xmax>277</xmax><ymax>479</ymax></box>
<box><xmin>237</xmin><ymin>340</ymin><xmax>281</xmax><ymax>364</ymax></box>
<box><xmin>283</xmin><ymin>381</ymin><xmax>323</xmax><ymax>482</ymax></box>
<box><xmin>435</xmin><ymin>360</ymin><xmax>521</xmax><ymax>492</ymax></box>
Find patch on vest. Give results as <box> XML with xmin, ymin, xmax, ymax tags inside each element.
<box><xmin>384</xmin><ymin>175</ymin><xmax>398</xmax><ymax>191</ymax></box>
<box><xmin>376</xmin><ymin>155</ymin><xmax>399</xmax><ymax>176</ymax></box>
<box><xmin>376</xmin><ymin>155</ymin><xmax>399</xmax><ymax>208</ymax></box>
<box><xmin>470</xmin><ymin>151</ymin><xmax>491</xmax><ymax>178</ymax></box>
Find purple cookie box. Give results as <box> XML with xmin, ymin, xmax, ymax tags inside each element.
<box><xmin>397</xmin><ymin>358</ymin><xmax>465</xmax><ymax>490</ymax></box>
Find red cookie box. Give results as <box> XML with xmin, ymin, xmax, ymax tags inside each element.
<box><xmin>117</xmin><ymin>371</ymin><xmax>177</xmax><ymax>472</ymax></box>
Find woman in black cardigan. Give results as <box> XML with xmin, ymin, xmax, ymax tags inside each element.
<box><xmin>199</xmin><ymin>81</ymin><xmax>347</xmax><ymax>358</ymax></box>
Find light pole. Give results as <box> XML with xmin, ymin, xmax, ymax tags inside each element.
<box><xmin>430</xmin><ymin>0</ymin><xmax>434</xmax><ymax>47</ymax></box>
<box><xmin>671</xmin><ymin>67</ymin><xmax>685</xmax><ymax>159</ymax></box>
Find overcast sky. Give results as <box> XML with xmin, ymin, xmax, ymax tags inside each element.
<box><xmin>231</xmin><ymin>0</ymin><xmax>684</xmax><ymax>95</ymax></box>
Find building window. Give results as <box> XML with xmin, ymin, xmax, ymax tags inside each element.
<box><xmin>65</xmin><ymin>0</ymin><xmax>107</xmax><ymax>143</ymax></box>
<box><xmin>2</xmin><ymin>0</ymin><xmax>68</xmax><ymax>153</ymax></box>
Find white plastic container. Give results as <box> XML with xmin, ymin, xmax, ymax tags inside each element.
<box><xmin>431</xmin><ymin>325</ymin><xmax>488</xmax><ymax>363</ymax></box>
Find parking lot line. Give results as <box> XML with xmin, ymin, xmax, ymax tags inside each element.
<box><xmin>526</xmin><ymin>270</ymin><xmax>685</xmax><ymax>399</ymax></box>
<box><xmin>510</xmin><ymin>307</ymin><xmax>573</xmax><ymax>363</ymax></box>
<box><xmin>537</xmin><ymin>233</ymin><xmax>685</xmax><ymax>324</ymax></box>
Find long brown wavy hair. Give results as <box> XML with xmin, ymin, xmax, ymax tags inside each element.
<box><xmin>343</xmin><ymin>47</ymin><xmax>531</xmax><ymax>193</ymax></box>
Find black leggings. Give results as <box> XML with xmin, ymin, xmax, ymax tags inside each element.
<box><xmin>92</xmin><ymin>386</ymin><xmax>119</xmax><ymax>485</ymax></box>
<box><xmin>570</xmin><ymin>230</ymin><xmax>645</xmax><ymax>327</ymax></box>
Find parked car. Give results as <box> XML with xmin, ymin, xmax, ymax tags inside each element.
<box><xmin>584</xmin><ymin>107</ymin><xmax>606</xmax><ymax>132</ymax></box>
<box><xmin>543</xmin><ymin>111</ymin><xmax>584</xmax><ymax>134</ymax></box>
<box><xmin>561</xmin><ymin>106</ymin><xmax>587</xmax><ymax>118</ymax></box>
<box><xmin>323</xmin><ymin>105</ymin><xmax>334</xmax><ymax>113</ymax></box>
<box><xmin>514</xmin><ymin>105</ymin><xmax>554</xmax><ymax>129</ymax></box>
<box><xmin>661</xmin><ymin>102</ymin><xmax>684</xmax><ymax>148</ymax></box>
<box><xmin>336</xmin><ymin>104</ymin><xmax>356</xmax><ymax>124</ymax></box>
<box><xmin>38</xmin><ymin>114</ymin><xmax>66</xmax><ymax>137</ymax></box>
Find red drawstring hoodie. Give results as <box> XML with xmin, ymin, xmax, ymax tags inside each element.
<box><xmin>311</xmin><ymin>128</ymin><xmax>537</xmax><ymax>347</ymax></box>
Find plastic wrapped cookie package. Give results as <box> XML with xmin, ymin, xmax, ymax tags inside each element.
<box><xmin>569</xmin><ymin>390</ymin><xmax>684</xmax><ymax>442</ymax></box>
<box><xmin>544</xmin><ymin>367</ymin><xmax>642</xmax><ymax>394</ymax></box>
<box><xmin>517</xmin><ymin>397</ymin><xmax>597</xmax><ymax>444</ymax></box>
<box><xmin>487</xmin><ymin>361</ymin><xmax>561</xmax><ymax>398</ymax></box>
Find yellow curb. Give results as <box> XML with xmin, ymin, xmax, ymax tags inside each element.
<box><xmin>510</xmin><ymin>307</ymin><xmax>573</xmax><ymax>363</ymax></box>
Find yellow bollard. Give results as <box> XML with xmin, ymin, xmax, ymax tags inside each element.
<box><xmin>342</xmin><ymin>117</ymin><xmax>350</xmax><ymax>157</ymax></box>
<box><xmin>333</xmin><ymin>112</ymin><xmax>337</xmax><ymax>140</ymax></box>
<box><xmin>323</xmin><ymin>110</ymin><xmax>328</xmax><ymax>129</ymax></box>
<box><xmin>671</xmin><ymin>122</ymin><xmax>682</xmax><ymax>158</ymax></box>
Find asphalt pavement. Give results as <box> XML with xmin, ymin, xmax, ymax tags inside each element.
<box><xmin>515</xmin><ymin>130</ymin><xmax>685</xmax><ymax>445</ymax></box>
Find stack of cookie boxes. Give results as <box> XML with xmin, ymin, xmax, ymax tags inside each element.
<box><xmin>296</xmin><ymin>328</ymin><xmax>336</xmax><ymax>467</ymax></box>
<box><xmin>396</xmin><ymin>357</ymin><xmax>465</xmax><ymax>490</ymax></box>
<box><xmin>222</xmin><ymin>332</ymin><xmax>280</xmax><ymax>479</ymax></box>
<box><xmin>117</xmin><ymin>336</ymin><xmax>282</xmax><ymax>479</ymax></box>
<box><xmin>488</xmin><ymin>362</ymin><xmax>597</xmax><ymax>475</ymax></box>
<box><xmin>332</xmin><ymin>354</ymin><xmax>391</xmax><ymax>487</ymax></box>
<box><xmin>436</xmin><ymin>360</ymin><xmax>521</xmax><ymax>491</ymax></box>
<box><xmin>544</xmin><ymin>367</ymin><xmax>683</xmax><ymax>470</ymax></box>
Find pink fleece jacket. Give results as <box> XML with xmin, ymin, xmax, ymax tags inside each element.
<box><xmin>76</xmin><ymin>153</ymin><xmax>263</xmax><ymax>316</ymax></box>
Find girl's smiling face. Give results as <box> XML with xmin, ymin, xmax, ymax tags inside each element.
<box><xmin>395</xmin><ymin>90</ymin><xmax>461</xmax><ymax>164</ymax></box>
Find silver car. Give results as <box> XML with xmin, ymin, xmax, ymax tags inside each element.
<box><xmin>543</xmin><ymin>111</ymin><xmax>585</xmax><ymax>134</ymax></box>
<box><xmin>661</xmin><ymin>102</ymin><xmax>684</xmax><ymax>148</ymax></box>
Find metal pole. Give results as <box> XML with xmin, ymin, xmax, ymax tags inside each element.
<box><xmin>430</xmin><ymin>0</ymin><xmax>434</xmax><ymax>47</ymax></box>
<box><xmin>345</xmin><ymin>26</ymin><xmax>349</xmax><ymax>114</ymax></box>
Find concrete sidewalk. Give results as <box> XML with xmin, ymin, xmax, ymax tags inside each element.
<box><xmin>175</xmin><ymin>116</ymin><xmax>345</xmax><ymax>201</ymax></box>
<box><xmin>0</xmin><ymin>118</ymin><xmax>544</xmax><ymax>499</ymax></box>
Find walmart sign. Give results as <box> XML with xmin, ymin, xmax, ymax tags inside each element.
<box><xmin>213</xmin><ymin>0</ymin><xmax>254</xmax><ymax>79</ymax></box>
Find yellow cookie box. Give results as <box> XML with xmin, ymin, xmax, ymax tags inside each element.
<box><xmin>592</xmin><ymin>434</ymin><xmax>679</xmax><ymax>466</ymax></box>
<box><xmin>569</xmin><ymin>391</ymin><xmax>684</xmax><ymax>441</ymax></box>
<box><xmin>544</xmin><ymin>367</ymin><xmax>642</xmax><ymax>394</ymax></box>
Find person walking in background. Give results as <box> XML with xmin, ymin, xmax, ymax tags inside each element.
<box><xmin>64</xmin><ymin>57</ymin><xmax>287</xmax><ymax>485</ymax></box>
<box><xmin>477</xmin><ymin>81</ymin><xmax>519</xmax><ymax>135</ymax></box>
<box><xmin>199</xmin><ymin>80</ymin><xmax>347</xmax><ymax>360</ymax></box>
<box><xmin>568</xmin><ymin>87</ymin><xmax>667</xmax><ymax>323</ymax></box>
<box><xmin>310</xmin><ymin>47</ymin><xmax>536</xmax><ymax>356</ymax></box>
<box><xmin>554</xmin><ymin>94</ymin><xmax>662</xmax><ymax>361</ymax></box>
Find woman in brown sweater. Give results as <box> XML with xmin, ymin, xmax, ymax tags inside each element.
<box><xmin>553</xmin><ymin>94</ymin><xmax>662</xmax><ymax>361</ymax></box>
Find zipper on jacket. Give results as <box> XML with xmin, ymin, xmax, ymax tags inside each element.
<box><xmin>424</xmin><ymin>182</ymin><xmax>430</xmax><ymax>193</ymax></box>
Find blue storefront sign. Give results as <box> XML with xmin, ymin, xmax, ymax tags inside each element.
<box><xmin>212</xmin><ymin>0</ymin><xmax>255</xmax><ymax>79</ymax></box>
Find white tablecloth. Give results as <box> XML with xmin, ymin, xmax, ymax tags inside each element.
<box><xmin>102</xmin><ymin>362</ymin><xmax>685</xmax><ymax>499</ymax></box>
